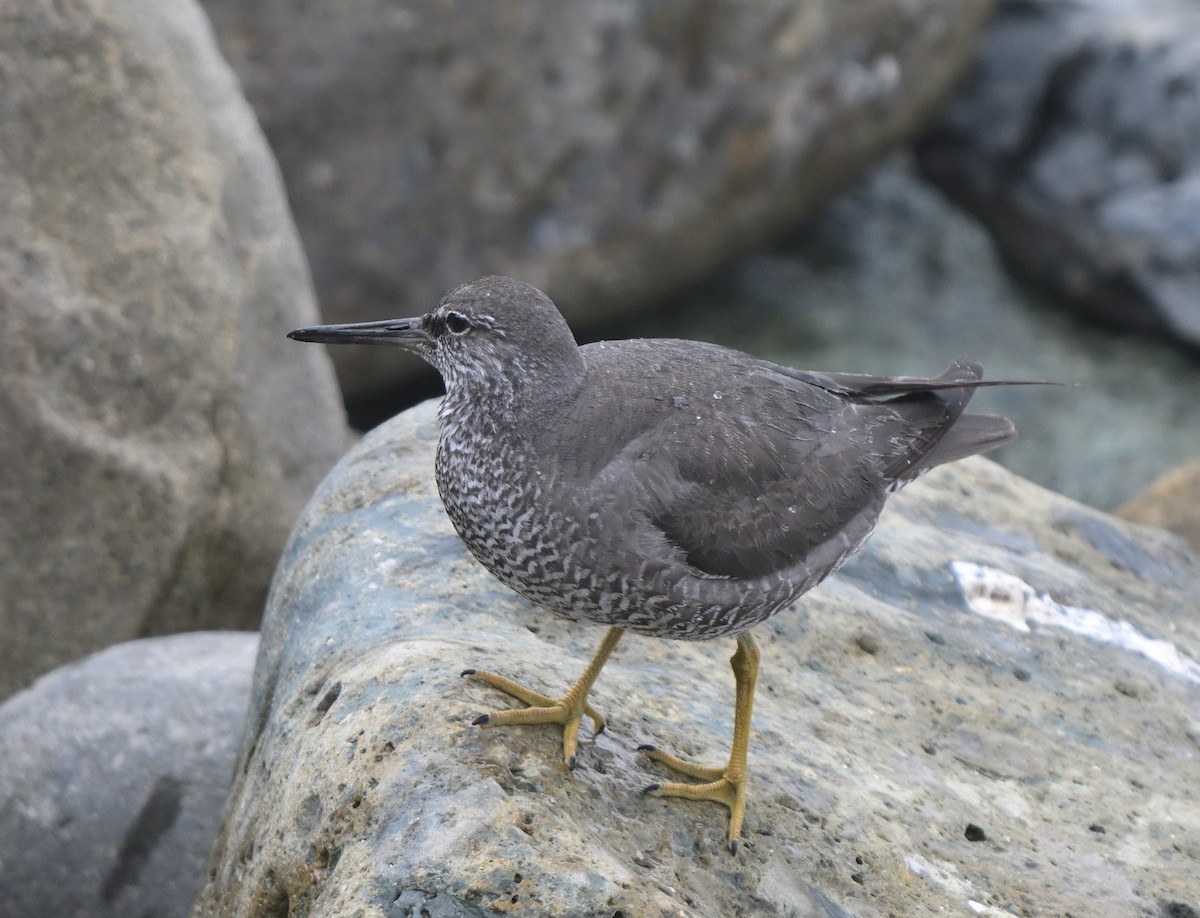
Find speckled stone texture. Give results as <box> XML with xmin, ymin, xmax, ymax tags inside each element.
<box><xmin>196</xmin><ymin>399</ymin><xmax>1200</xmax><ymax>917</ymax></box>
<box><xmin>202</xmin><ymin>0</ymin><xmax>995</xmax><ymax>399</ymax></box>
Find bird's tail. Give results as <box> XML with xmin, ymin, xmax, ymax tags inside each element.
<box><xmin>877</xmin><ymin>358</ymin><xmax>1020</xmax><ymax>484</ymax></box>
<box><xmin>917</xmin><ymin>411</ymin><xmax>1016</xmax><ymax>469</ymax></box>
<box><xmin>800</xmin><ymin>356</ymin><xmax>1052</xmax><ymax>485</ymax></box>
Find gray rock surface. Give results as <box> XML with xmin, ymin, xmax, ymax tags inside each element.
<box><xmin>624</xmin><ymin>158</ymin><xmax>1200</xmax><ymax>511</ymax></box>
<box><xmin>196</xmin><ymin>400</ymin><xmax>1200</xmax><ymax>917</ymax></box>
<box><xmin>203</xmin><ymin>0</ymin><xmax>994</xmax><ymax>399</ymax></box>
<box><xmin>917</xmin><ymin>0</ymin><xmax>1200</xmax><ymax>350</ymax></box>
<box><xmin>0</xmin><ymin>0</ymin><xmax>351</xmax><ymax>699</ymax></box>
<box><xmin>0</xmin><ymin>632</ymin><xmax>259</xmax><ymax>918</ymax></box>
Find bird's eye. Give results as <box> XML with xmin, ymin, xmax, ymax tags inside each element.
<box><xmin>446</xmin><ymin>311</ymin><xmax>470</xmax><ymax>335</ymax></box>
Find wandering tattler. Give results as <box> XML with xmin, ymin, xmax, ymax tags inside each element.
<box><xmin>290</xmin><ymin>275</ymin><xmax>1028</xmax><ymax>852</ymax></box>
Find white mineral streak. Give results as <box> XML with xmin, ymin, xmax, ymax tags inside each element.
<box><xmin>952</xmin><ymin>561</ymin><xmax>1200</xmax><ymax>685</ymax></box>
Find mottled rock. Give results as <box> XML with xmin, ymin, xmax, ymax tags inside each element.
<box><xmin>622</xmin><ymin>158</ymin><xmax>1200</xmax><ymax>511</ymax></box>
<box><xmin>202</xmin><ymin>0</ymin><xmax>994</xmax><ymax>399</ymax></box>
<box><xmin>0</xmin><ymin>0</ymin><xmax>351</xmax><ymax>698</ymax></box>
<box><xmin>0</xmin><ymin>632</ymin><xmax>259</xmax><ymax>918</ymax></box>
<box><xmin>917</xmin><ymin>0</ymin><xmax>1200</xmax><ymax>350</ymax></box>
<box><xmin>196</xmin><ymin>400</ymin><xmax>1200</xmax><ymax>917</ymax></box>
<box><xmin>1117</xmin><ymin>459</ymin><xmax>1200</xmax><ymax>554</ymax></box>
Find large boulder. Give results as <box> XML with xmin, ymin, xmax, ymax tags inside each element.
<box><xmin>917</xmin><ymin>0</ymin><xmax>1200</xmax><ymax>350</ymax></box>
<box><xmin>203</xmin><ymin>0</ymin><xmax>995</xmax><ymax>399</ymax></box>
<box><xmin>0</xmin><ymin>0</ymin><xmax>351</xmax><ymax>699</ymax></box>
<box><xmin>0</xmin><ymin>632</ymin><xmax>259</xmax><ymax>918</ymax></box>
<box><xmin>196</xmin><ymin>400</ymin><xmax>1200</xmax><ymax>916</ymax></box>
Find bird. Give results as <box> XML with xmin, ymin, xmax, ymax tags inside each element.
<box><xmin>289</xmin><ymin>275</ymin><xmax>1029</xmax><ymax>853</ymax></box>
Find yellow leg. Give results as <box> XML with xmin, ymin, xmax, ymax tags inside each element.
<box><xmin>463</xmin><ymin>627</ymin><xmax>623</xmax><ymax>770</ymax></box>
<box><xmin>640</xmin><ymin>631</ymin><xmax>760</xmax><ymax>854</ymax></box>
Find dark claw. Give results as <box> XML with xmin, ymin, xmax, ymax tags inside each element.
<box><xmin>461</xmin><ymin>669</ymin><xmax>476</xmax><ymax>677</ymax></box>
<box><xmin>595</xmin><ymin>723</ymin><xmax>606</xmax><ymax>736</ymax></box>
<box><xmin>568</xmin><ymin>755</ymin><xmax>577</xmax><ymax>771</ymax></box>
<box><xmin>637</xmin><ymin>744</ymin><xmax>657</xmax><ymax>753</ymax></box>
<box><xmin>642</xmin><ymin>783</ymin><xmax>661</xmax><ymax>795</ymax></box>
<box><xmin>730</xmin><ymin>839</ymin><xmax>740</xmax><ymax>856</ymax></box>
<box><xmin>472</xmin><ymin>714</ymin><xmax>490</xmax><ymax>726</ymax></box>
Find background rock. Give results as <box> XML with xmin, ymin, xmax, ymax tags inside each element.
<box><xmin>196</xmin><ymin>400</ymin><xmax>1200</xmax><ymax>917</ymax></box>
<box><xmin>1117</xmin><ymin>459</ymin><xmax>1200</xmax><ymax>554</ymax></box>
<box><xmin>617</xmin><ymin>157</ymin><xmax>1200</xmax><ymax>511</ymax></box>
<box><xmin>0</xmin><ymin>632</ymin><xmax>259</xmax><ymax>918</ymax></box>
<box><xmin>917</xmin><ymin>0</ymin><xmax>1200</xmax><ymax>350</ymax></box>
<box><xmin>203</xmin><ymin>0</ymin><xmax>995</xmax><ymax>399</ymax></box>
<box><xmin>0</xmin><ymin>0</ymin><xmax>351</xmax><ymax>699</ymax></box>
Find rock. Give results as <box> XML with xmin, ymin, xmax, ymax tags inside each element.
<box><xmin>622</xmin><ymin>157</ymin><xmax>1200</xmax><ymax>511</ymax></box>
<box><xmin>916</xmin><ymin>0</ymin><xmax>1200</xmax><ymax>350</ymax></box>
<box><xmin>0</xmin><ymin>632</ymin><xmax>259</xmax><ymax>918</ymax></box>
<box><xmin>1116</xmin><ymin>459</ymin><xmax>1200</xmax><ymax>554</ymax></box>
<box><xmin>195</xmin><ymin>399</ymin><xmax>1200</xmax><ymax>916</ymax></box>
<box><xmin>201</xmin><ymin>0</ymin><xmax>995</xmax><ymax>399</ymax></box>
<box><xmin>0</xmin><ymin>0</ymin><xmax>352</xmax><ymax>699</ymax></box>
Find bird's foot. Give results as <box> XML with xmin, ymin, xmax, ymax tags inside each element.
<box><xmin>639</xmin><ymin>745</ymin><xmax>748</xmax><ymax>854</ymax></box>
<box><xmin>462</xmin><ymin>628</ymin><xmax>623</xmax><ymax>771</ymax></box>
<box><xmin>462</xmin><ymin>668</ymin><xmax>607</xmax><ymax>770</ymax></box>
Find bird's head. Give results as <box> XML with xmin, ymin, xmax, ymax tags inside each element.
<box><xmin>289</xmin><ymin>276</ymin><xmax>585</xmax><ymax>412</ymax></box>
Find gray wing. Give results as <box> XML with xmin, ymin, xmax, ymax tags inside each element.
<box><xmin>568</xmin><ymin>343</ymin><xmax>1000</xmax><ymax>582</ymax></box>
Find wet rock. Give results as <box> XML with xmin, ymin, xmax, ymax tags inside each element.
<box><xmin>202</xmin><ymin>0</ymin><xmax>994</xmax><ymax>399</ymax></box>
<box><xmin>917</xmin><ymin>0</ymin><xmax>1200</xmax><ymax>350</ymax></box>
<box><xmin>0</xmin><ymin>0</ymin><xmax>351</xmax><ymax>698</ymax></box>
<box><xmin>195</xmin><ymin>399</ymin><xmax>1200</xmax><ymax>916</ymax></box>
<box><xmin>0</xmin><ymin>632</ymin><xmax>258</xmax><ymax>918</ymax></box>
